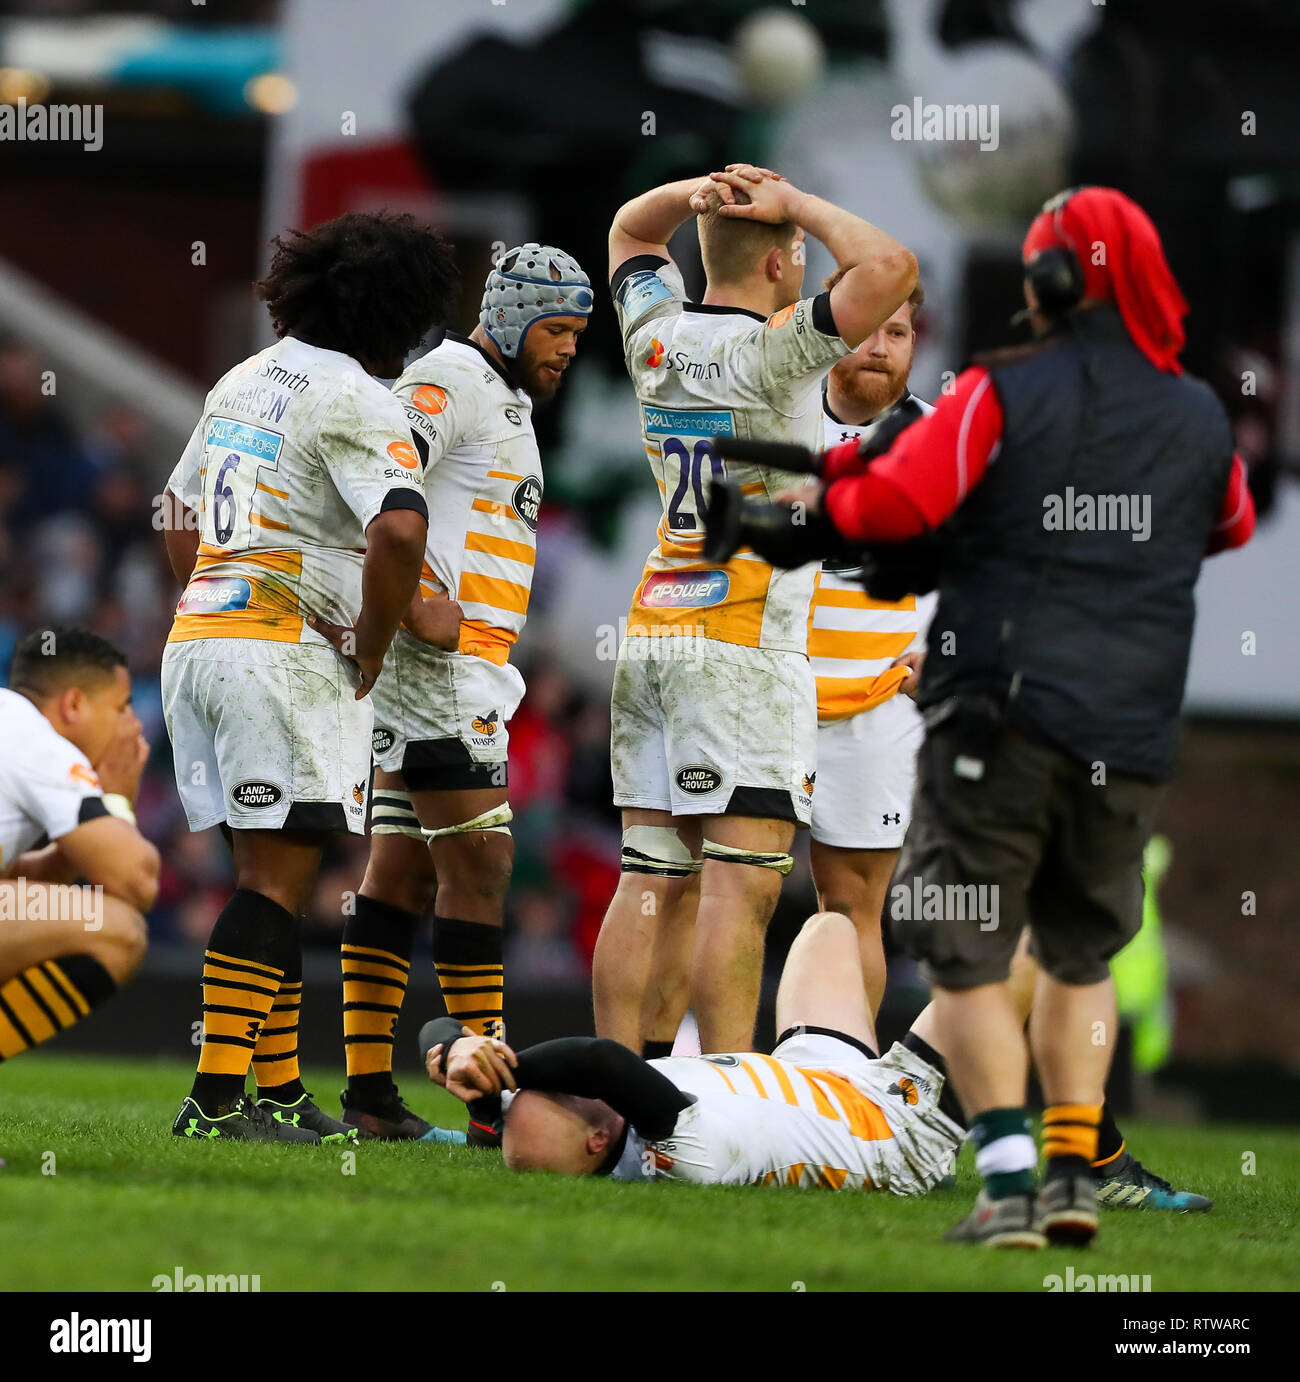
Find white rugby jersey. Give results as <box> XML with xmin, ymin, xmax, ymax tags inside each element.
<box><xmin>608</xmin><ymin>1045</ymin><xmax>961</xmax><ymax>1194</ymax></box>
<box><xmin>809</xmin><ymin>392</ymin><xmax>937</xmax><ymax>721</ymax></box>
<box><xmin>612</xmin><ymin>254</ymin><xmax>850</xmax><ymax>653</ymax></box>
<box><xmin>393</xmin><ymin>334</ymin><xmax>541</xmax><ymax>666</ymax></box>
<box><xmin>0</xmin><ymin>689</ymin><xmax>106</xmax><ymax>872</ymax></box>
<box><xmin>165</xmin><ymin>336</ymin><xmax>427</xmax><ymax>646</ymax></box>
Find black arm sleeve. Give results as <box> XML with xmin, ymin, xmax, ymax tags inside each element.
<box><xmin>513</xmin><ymin>1037</ymin><xmax>692</xmax><ymax>1142</ymax></box>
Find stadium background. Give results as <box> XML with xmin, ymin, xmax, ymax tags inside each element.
<box><xmin>1</xmin><ymin>0</ymin><xmax>1296</xmax><ymax>1122</ymax></box>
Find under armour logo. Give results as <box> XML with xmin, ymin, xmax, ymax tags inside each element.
<box><xmin>883</xmin><ymin>812</ymin><xmax>901</xmax><ymax>826</ymax></box>
<box><xmin>840</xmin><ymin>431</ymin><xmax>859</xmax><ymax>443</ymax></box>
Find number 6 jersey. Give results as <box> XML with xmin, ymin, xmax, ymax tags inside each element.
<box><xmin>165</xmin><ymin>336</ymin><xmax>428</xmax><ymax>646</ymax></box>
<box><xmin>612</xmin><ymin>254</ymin><xmax>850</xmax><ymax>653</ymax></box>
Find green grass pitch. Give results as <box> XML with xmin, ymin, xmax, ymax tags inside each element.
<box><xmin>1</xmin><ymin>1053</ymin><xmax>1296</xmax><ymax>1293</ymax></box>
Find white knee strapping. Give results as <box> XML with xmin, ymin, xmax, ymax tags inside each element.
<box><xmin>370</xmin><ymin>789</ymin><xmax>425</xmax><ymax>840</ymax></box>
<box><xmin>621</xmin><ymin>825</ymin><xmax>702</xmax><ymax>878</ymax></box>
<box><xmin>701</xmin><ymin>840</ymin><xmax>795</xmax><ymax>875</ymax></box>
<box><xmin>423</xmin><ymin>803</ymin><xmax>514</xmax><ymax>841</ymax></box>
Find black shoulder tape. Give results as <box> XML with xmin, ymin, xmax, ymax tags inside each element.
<box><xmin>378</xmin><ymin>489</ymin><xmax>429</xmax><ymax>520</ymax></box>
<box><xmin>811</xmin><ymin>291</ymin><xmax>839</xmax><ymax>338</ymax></box>
<box><xmin>77</xmin><ymin>797</ymin><xmax>109</xmax><ymax>825</ymax></box>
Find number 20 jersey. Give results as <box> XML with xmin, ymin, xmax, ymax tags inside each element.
<box><xmin>165</xmin><ymin>336</ymin><xmax>427</xmax><ymax>646</ymax></box>
<box><xmin>612</xmin><ymin>255</ymin><xmax>850</xmax><ymax>654</ymax></box>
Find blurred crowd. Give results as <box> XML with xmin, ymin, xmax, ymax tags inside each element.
<box><xmin>0</xmin><ymin>333</ymin><xmax>644</xmax><ymax>990</ymax></box>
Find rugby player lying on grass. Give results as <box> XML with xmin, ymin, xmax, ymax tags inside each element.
<box><xmin>421</xmin><ymin>911</ymin><xmax>966</xmax><ymax>1195</ymax></box>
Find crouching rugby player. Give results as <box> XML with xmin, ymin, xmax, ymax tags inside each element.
<box><xmin>422</xmin><ymin>911</ymin><xmax>969</xmax><ymax>1198</ymax></box>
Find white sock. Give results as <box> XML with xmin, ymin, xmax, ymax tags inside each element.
<box><xmin>975</xmin><ymin>1133</ymin><xmax>1037</xmax><ymax>1178</ymax></box>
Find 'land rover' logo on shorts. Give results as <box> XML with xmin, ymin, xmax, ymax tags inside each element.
<box><xmin>372</xmin><ymin>727</ymin><xmax>395</xmax><ymax>755</ymax></box>
<box><xmin>675</xmin><ymin>764</ymin><xmax>722</xmax><ymax>794</ymax></box>
<box><xmin>512</xmin><ymin>476</ymin><xmax>541</xmax><ymax>532</ymax></box>
<box><xmin>231</xmin><ymin>780</ymin><xmax>284</xmax><ymax>808</ymax></box>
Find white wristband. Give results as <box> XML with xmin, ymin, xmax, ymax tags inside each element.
<box><xmin>102</xmin><ymin>793</ymin><xmax>137</xmax><ymax>826</ymax></box>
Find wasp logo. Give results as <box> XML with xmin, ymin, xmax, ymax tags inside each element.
<box><xmin>352</xmin><ymin>782</ymin><xmax>366</xmax><ymax>807</ymax></box>
<box><xmin>887</xmin><ymin>1076</ymin><xmax>919</xmax><ymax>1106</ymax></box>
<box><xmin>646</xmin><ymin>337</ymin><xmax>665</xmax><ymax>368</ymax></box>
<box><xmin>472</xmin><ymin>709</ymin><xmax>499</xmax><ymax>736</ymax></box>
<box><xmin>802</xmin><ymin>771</ymin><xmax>816</xmax><ymax>796</ymax></box>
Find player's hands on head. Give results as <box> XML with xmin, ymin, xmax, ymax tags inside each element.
<box><xmin>94</xmin><ymin>710</ymin><xmax>150</xmax><ymax>803</ymax></box>
<box><xmin>403</xmin><ymin>587</ymin><xmax>463</xmax><ymax>651</ymax></box>
<box><xmin>305</xmin><ymin>614</ymin><xmax>383</xmax><ymax>700</ymax></box>
<box><xmin>427</xmin><ymin>1027</ymin><xmax>518</xmax><ymax>1103</ymax></box>
<box><xmin>708</xmin><ymin>169</ymin><xmax>804</xmax><ymax>224</ymax></box>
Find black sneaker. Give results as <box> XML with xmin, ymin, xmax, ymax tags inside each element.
<box><xmin>172</xmin><ymin>1092</ymin><xmax>321</xmax><ymax>1143</ymax></box>
<box><xmin>466</xmin><ymin>1111</ymin><xmax>503</xmax><ymax>1150</ymax></box>
<box><xmin>1095</xmin><ymin>1151</ymin><xmax>1213</xmax><ymax>1212</ymax></box>
<box><xmin>340</xmin><ymin>1085</ymin><xmax>433</xmax><ymax>1141</ymax></box>
<box><xmin>943</xmin><ymin>1189</ymin><xmax>1047</xmax><ymax>1248</ymax></box>
<box><xmin>1035</xmin><ymin>1172</ymin><xmax>1100</xmax><ymax>1246</ymax></box>
<box><xmin>258</xmin><ymin>1091</ymin><xmax>358</xmax><ymax>1143</ymax></box>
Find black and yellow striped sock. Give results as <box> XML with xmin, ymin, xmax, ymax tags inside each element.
<box><xmin>1043</xmin><ymin>1102</ymin><xmax>1103</xmax><ymax>1180</ymax></box>
<box><xmin>433</xmin><ymin>915</ymin><xmax>504</xmax><ymax>1039</ymax></box>
<box><xmin>342</xmin><ymin>895</ymin><xmax>417</xmax><ymax>1106</ymax></box>
<box><xmin>0</xmin><ymin>955</ymin><xmax>117</xmax><ymax>1061</ymax></box>
<box><xmin>1091</xmin><ymin>1099</ymin><xmax>1126</xmax><ymax>1169</ymax></box>
<box><xmin>253</xmin><ymin>947</ymin><xmax>304</xmax><ymax>1105</ymax></box>
<box><xmin>189</xmin><ymin>889</ymin><xmax>294</xmax><ymax>1115</ymax></box>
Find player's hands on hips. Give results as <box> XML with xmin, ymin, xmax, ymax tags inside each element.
<box><xmin>94</xmin><ymin>709</ymin><xmax>150</xmax><ymax>803</ymax></box>
<box><xmin>403</xmin><ymin>587</ymin><xmax>464</xmax><ymax>651</ymax></box>
<box><xmin>305</xmin><ymin>613</ymin><xmax>383</xmax><ymax>699</ymax></box>
<box><xmin>427</xmin><ymin>1026</ymin><xmax>518</xmax><ymax>1103</ymax></box>
<box><xmin>890</xmin><ymin>650</ymin><xmax>926</xmax><ymax>700</ymax></box>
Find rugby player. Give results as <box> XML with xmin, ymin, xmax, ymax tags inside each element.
<box><xmin>1</xmin><ymin>628</ymin><xmax>157</xmax><ymax>1061</ymax></box>
<box><xmin>424</xmin><ymin>911</ymin><xmax>967</xmax><ymax>1198</ymax></box>
<box><xmin>596</xmin><ymin>163</ymin><xmax>918</xmax><ymax>1056</ymax></box>
<box><xmin>807</xmin><ymin>278</ymin><xmax>933</xmax><ymax>1016</ymax></box>
<box><xmin>160</xmin><ymin>211</ymin><xmax>458</xmax><ymax>1142</ymax></box>
<box><xmin>338</xmin><ymin>245</ymin><xmax>591</xmax><ymax>1142</ymax></box>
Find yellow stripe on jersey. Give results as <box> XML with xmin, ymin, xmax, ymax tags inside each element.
<box><xmin>809</xmin><ymin>568</ymin><xmax>922</xmax><ymax>721</ymax></box>
<box><xmin>251</xmin><ymin>513</ymin><xmax>291</xmax><ymax>532</ymax></box>
<box><xmin>457</xmin><ymin>618</ymin><xmax>516</xmax><ymax>666</ymax></box>
<box><xmin>458</xmin><ymin>571</ymin><xmax>530</xmax><ymax>617</ymax></box>
<box><xmin>167</xmin><ymin>549</ymin><xmax>306</xmax><ymax>644</ymax></box>
<box><xmin>800</xmin><ymin>1068</ymin><xmax>895</xmax><ymax>1143</ymax></box>
<box><xmin>464</xmin><ymin>530</ymin><xmax>537</xmax><ymax>566</ymax></box>
<box><xmin>486</xmin><ymin>469</ymin><xmax>522</xmax><ymax>482</ymax></box>
<box><xmin>256</xmin><ymin>481</ymin><xmax>289</xmax><ymax>500</ymax></box>
<box><xmin>755</xmin><ymin>1054</ymin><xmax>801</xmax><ymax>1107</ymax></box>
<box><xmin>738</xmin><ymin>1058</ymin><xmax>769</xmax><ymax>1100</ymax></box>
<box><xmin>707</xmin><ymin>1062</ymin><xmax>740</xmax><ymax>1095</ymax></box>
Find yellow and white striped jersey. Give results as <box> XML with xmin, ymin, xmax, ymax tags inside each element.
<box><xmin>608</xmin><ymin>1039</ymin><xmax>961</xmax><ymax>1194</ymax></box>
<box><xmin>612</xmin><ymin>254</ymin><xmax>850</xmax><ymax>653</ymax></box>
<box><xmin>393</xmin><ymin>335</ymin><xmax>541</xmax><ymax>666</ymax></box>
<box><xmin>165</xmin><ymin>336</ymin><xmax>427</xmax><ymax>646</ymax></box>
<box><xmin>810</xmin><ymin>393</ymin><xmax>936</xmax><ymax>721</ymax></box>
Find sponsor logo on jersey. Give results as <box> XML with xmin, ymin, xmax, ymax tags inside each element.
<box><xmin>643</xmin><ymin>407</ymin><xmax>735</xmax><ymax>439</ymax></box>
<box><xmin>664</xmin><ymin>349</ymin><xmax>721</xmax><ymax>381</ymax></box>
<box><xmin>386</xmin><ymin>439</ymin><xmax>420</xmax><ymax>469</ymax></box>
<box><xmin>69</xmin><ymin>762</ymin><xmax>102</xmax><ymax>791</ymax></box>
<box><xmin>641</xmin><ymin>569</ymin><xmax>729</xmax><ymax>608</ymax></box>
<box><xmin>512</xmin><ymin>476</ymin><xmax>542</xmax><ymax>532</ymax></box>
<box><xmin>471</xmin><ymin>709</ymin><xmax>499</xmax><ymax>736</ymax></box>
<box><xmin>767</xmin><ymin>304</ymin><xmax>797</xmax><ymax>330</ymax></box>
<box><xmin>646</xmin><ymin>337</ymin><xmax>666</xmax><ymax>368</ymax></box>
<box><xmin>176</xmin><ymin>577</ymin><xmax>253</xmax><ymax>615</ymax></box>
<box><xmin>410</xmin><ymin>384</ymin><xmax>448</xmax><ymax>416</ymax></box>
<box><xmin>504</xmin><ymin>407</ymin><xmax>522</xmax><ymax>426</ymax></box>
<box><xmin>676</xmin><ymin>764</ymin><xmax>722</xmax><ymax>794</ymax></box>
<box><xmin>230</xmin><ymin>780</ymin><xmax>284</xmax><ymax>809</ymax></box>
<box><xmin>701</xmin><ymin>1054</ymin><xmax>740</xmax><ymax>1067</ymax></box>
<box><xmin>372</xmin><ymin>727</ymin><xmax>395</xmax><ymax>755</ymax></box>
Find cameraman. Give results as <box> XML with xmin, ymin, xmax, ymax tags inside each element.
<box><xmin>778</xmin><ymin>188</ymin><xmax>1255</xmax><ymax>1247</ymax></box>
